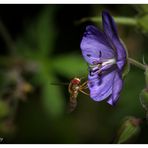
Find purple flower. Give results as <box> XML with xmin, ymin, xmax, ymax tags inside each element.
<box><xmin>80</xmin><ymin>11</ymin><xmax>127</xmax><ymax>105</ymax></box>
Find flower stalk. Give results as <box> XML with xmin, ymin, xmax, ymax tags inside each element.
<box><xmin>145</xmin><ymin>68</ymin><xmax>148</xmax><ymax>89</ymax></box>
<box><xmin>128</xmin><ymin>57</ymin><xmax>146</xmax><ymax>71</ymax></box>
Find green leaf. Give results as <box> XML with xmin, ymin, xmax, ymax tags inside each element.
<box><xmin>52</xmin><ymin>54</ymin><xmax>88</xmax><ymax>78</ymax></box>
<box><xmin>15</xmin><ymin>5</ymin><xmax>57</xmax><ymax>57</ymax></box>
<box><xmin>36</xmin><ymin>63</ymin><xmax>65</xmax><ymax>117</ymax></box>
<box><xmin>35</xmin><ymin>6</ymin><xmax>57</xmax><ymax>56</ymax></box>
<box><xmin>42</xmin><ymin>76</ymin><xmax>65</xmax><ymax>117</ymax></box>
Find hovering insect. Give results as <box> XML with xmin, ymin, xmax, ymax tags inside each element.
<box><xmin>50</xmin><ymin>77</ymin><xmax>89</xmax><ymax>112</ymax></box>
<box><xmin>68</xmin><ymin>77</ymin><xmax>89</xmax><ymax>112</ymax></box>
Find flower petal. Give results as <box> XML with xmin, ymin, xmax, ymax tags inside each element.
<box><xmin>117</xmin><ymin>60</ymin><xmax>126</xmax><ymax>71</ymax></box>
<box><xmin>80</xmin><ymin>25</ymin><xmax>115</xmax><ymax>65</ymax></box>
<box><xmin>88</xmin><ymin>69</ymin><xmax>116</xmax><ymax>101</ymax></box>
<box><xmin>102</xmin><ymin>11</ymin><xmax>126</xmax><ymax>70</ymax></box>
<box><xmin>107</xmin><ymin>70</ymin><xmax>123</xmax><ymax>105</ymax></box>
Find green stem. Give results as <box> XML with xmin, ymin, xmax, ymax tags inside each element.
<box><xmin>76</xmin><ymin>17</ymin><xmax>138</xmax><ymax>26</ymax></box>
<box><xmin>128</xmin><ymin>57</ymin><xmax>146</xmax><ymax>70</ymax></box>
<box><xmin>144</xmin><ymin>67</ymin><xmax>148</xmax><ymax>89</ymax></box>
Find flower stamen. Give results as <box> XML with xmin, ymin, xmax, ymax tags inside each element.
<box><xmin>89</xmin><ymin>58</ymin><xmax>116</xmax><ymax>74</ymax></box>
<box><xmin>102</xmin><ymin>58</ymin><xmax>116</xmax><ymax>67</ymax></box>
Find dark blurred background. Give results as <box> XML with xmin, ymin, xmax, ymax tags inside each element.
<box><xmin>0</xmin><ymin>4</ymin><xmax>148</xmax><ymax>144</ymax></box>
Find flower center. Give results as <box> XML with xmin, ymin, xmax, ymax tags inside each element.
<box><xmin>89</xmin><ymin>58</ymin><xmax>116</xmax><ymax>76</ymax></box>
<box><xmin>102</xmin><ymin>58</ymin><xmax>116</xmax><ymax>67</ymax></box>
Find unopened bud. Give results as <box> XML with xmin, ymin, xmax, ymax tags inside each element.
<box><xmin>115</xmin><ymin>116</ymin><xmax>141</xmax><ymax>144</ymax></box>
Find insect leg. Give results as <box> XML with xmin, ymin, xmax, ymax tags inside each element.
<box><xmin>79</xmin><ymin>89</ymin><xmax>89</xmax><ymax>96</ymax></box>
<box><xmin>81</xmin><ymin>80</ymin><xmax>88</xmax><ymax>87</ymax></box>
<box><xmin>79</xmin><ymin>81</ymin><xmax>88</xmax><ymax>90</ymax></box>
<box><xmin>68</xmin><ymin>83</ymin><xmax>72</xmax><ymax>94</ymax></box>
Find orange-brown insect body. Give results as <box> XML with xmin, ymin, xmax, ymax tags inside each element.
<box><xmin>50</xmin><ymin>77</ymin><xmax>88</xmax><ymax>112</ymax></box>
<box><xmin>68</xmin><ymin>78</ymin><xmax>81</xmax><ymax>112</ymax></box>
<box><xmin>69</xmin><ymin>78</ymin><xmax>81</xmax><ymax>97</ymax></box>
<box><xmin>68</xmin><ymin>77</ymin><xmax>88</xmax><ymax>112</ymax></box>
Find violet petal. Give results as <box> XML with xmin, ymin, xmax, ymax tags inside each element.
<box><xmin>80</xmin><ymin>25</ymin><xmax>115</xmax><ymax>65</ymax></box>
<box><xmin>88</xmin><ymin>69</ymin><xmax>116</xmax><ymax>101</ymax></box>
<box><xmin>102</xmin><ymin>11</ymin><xmax>126</xmax><ymax>70</ymax></box>
<box><xmin>107</xmin><ymin>70</ymin><xmax>123</xmax><ymax>105</ymax></box>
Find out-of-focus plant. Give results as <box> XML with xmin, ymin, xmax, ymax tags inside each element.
<box><xmin>0</xmin><ymin>5</ymin><xmax>88</xmax><ymax>133</ymax></box>
<box><xmin>14</xmin><ymin>6</ymin><xmax>87</xmax><ymax>116</ymax></box>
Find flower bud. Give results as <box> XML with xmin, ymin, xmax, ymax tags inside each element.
<box><xmin>115</xmin><ymin>116</ymin><xmax>141</xmax><ymax>144</ymax></box>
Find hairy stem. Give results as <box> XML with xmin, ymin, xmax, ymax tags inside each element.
<box><xmin>128</xmin><ymin>57</ymin><xmax>146</xmax><ymax>70</ymax></box>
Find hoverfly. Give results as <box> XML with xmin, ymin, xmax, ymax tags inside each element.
<box><xmin>68</xmin><ymin>77</ymin><xmax>89</xmax><ymax>112</ymax></box>
<box><xmin>50</xmin><ymin>77</ymin><xmax>89</xmax><ymax>112</ymax></box>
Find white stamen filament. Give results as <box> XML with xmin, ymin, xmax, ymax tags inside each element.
<box><xmin>89</xmin><ymin>58</ymin><xmax>116</xmax><ymax>76</ymax></box>
<box><xmin>102</xmin><ymin>58</ymin><xmax>116</xmax><ymax>66</ymax></box>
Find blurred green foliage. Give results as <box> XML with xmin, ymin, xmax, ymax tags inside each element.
<box><xmin>13</xmin><ymin>6</ymin><xmax>87</xmax><ymax>117</ymax></box>
<box><xmin>0</xmin><ymin>4</ymin><xmax>148</xmax><ymax>144</ymax></box>
<box><xmin>52</xmin><ymin>54</ymin><xmax>87</xmax><ymax>78</ymax></box>
<box><xmin>0</xmin><ymin>100</ymin><xmax>9</xmax><ymax>118</ymax></box>
<box><xmin>138</xmin><ymin>14</ymin><xmax>148</xmax><ymax>33</ymax></box>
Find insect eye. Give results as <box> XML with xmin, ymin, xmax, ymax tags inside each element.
<box><xmin>72</xmin><ymin>79</ymin><xmax>80</xmax><ymax>85</ymax></box>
